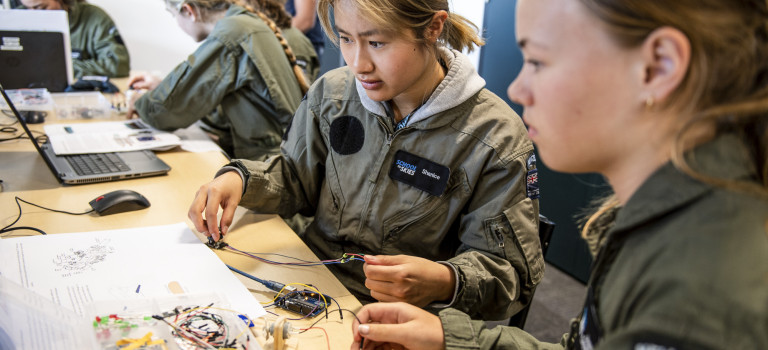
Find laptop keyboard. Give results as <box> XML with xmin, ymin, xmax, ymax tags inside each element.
<box><xmin>65</xmin><ymin>153</ymin><xmax>131</xmax><ymax>175</ymax></box>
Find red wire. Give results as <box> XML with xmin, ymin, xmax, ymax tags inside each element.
<box><xmin>300</xmin><ymin>327</ymin><xmax>330</xmax><ymax>350</ymax></box>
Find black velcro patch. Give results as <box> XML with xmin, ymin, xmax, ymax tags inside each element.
<box><xmin>330</xmin><ymin>116</ymin><xmax>365</xmax><ymax>155</ymax></box>
<box><xmin>389</xmin><ymin>150</ymin><xmax>450</xmax><ymax>196</ymax></box>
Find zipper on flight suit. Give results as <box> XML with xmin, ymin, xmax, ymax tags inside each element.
<box><xmin>355</xmin><ymin>115</ymin><xmax>398</xmax><ymax>241</ymax></box>
<box><xmin>493</xmin><ymin>227</ymin><xmax>505</xmax><ymax>248</ymax></box>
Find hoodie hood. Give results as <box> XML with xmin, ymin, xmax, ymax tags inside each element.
<box><xmin>355</xmin><ymin>47</ymin><xmax>486</xmax><ymax>126</ymax></box>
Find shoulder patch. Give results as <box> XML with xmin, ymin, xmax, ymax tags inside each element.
<box><xmin>330</xmin><ymin>116</ymin><xmax>365</xmax><ymax>155</ymax></box>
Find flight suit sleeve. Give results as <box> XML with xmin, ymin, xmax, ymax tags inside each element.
<box><xmin>72</xmin><ymin>13</ymin><xmax>130</xmax><ymax>78</ymax></box>
<box><xmin>135</xmin><ymin>39</ymin><xmax>249</xmax><ymax>131</ymax></box>
<box><xmin>232</xmin><ymin>96</ymin><xmax>326</xmax><ymax>217</ymax></box>
<box><xmin>446</xmin><ymin>150</ymin><xmax>544</xmax><ymax>320</ymax></box>
<box><xmin>440</xmin><ymin>308</ymin><xmax>565</xmax><ymax>350</ymax></box>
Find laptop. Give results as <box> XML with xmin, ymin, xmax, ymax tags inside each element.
<box><xmin>0</xmin><ymin>30</ymin><xmax>70</xmax><ymax>92</ymax></box>
<box><xmin>0</xmin><ymin>83</ymin><xmax>171</xmax><ymax>185</ymax></box>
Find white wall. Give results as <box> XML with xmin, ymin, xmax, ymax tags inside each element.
<box><xmin>88</xmin><ymin>0</ymin><xmax>200</xmax><ymax>76</ymax></box>
<box><xmin>90</xmin><ymin>0</ymin><xmax>484</xmax><ymax>75</ymax></box>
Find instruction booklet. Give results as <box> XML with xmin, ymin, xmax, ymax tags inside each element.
<box><xmin>43</xmin><ymin>120</ymin><xmax>182</xmax><ymax>155</ymax></box>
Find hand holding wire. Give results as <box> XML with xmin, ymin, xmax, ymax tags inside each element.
<box><xmin>351</xmin><ymin>302</ymin><xmax>444</xmax><ymax>350</ymax></box>
<box><xmin>363</xmin><ymin>255</ymin><xmax>456</xmax><ymax>307</ymax></box>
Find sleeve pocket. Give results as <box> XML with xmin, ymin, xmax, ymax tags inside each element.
<box><xmin>483</xmin><ymin>198</ymin><xmax>544</xmax><ymax>288</ymax></box>
<box><xmin>505</xmin><ymin>197</ymin><xmax>544</xmax><ymax>286</ymax></box>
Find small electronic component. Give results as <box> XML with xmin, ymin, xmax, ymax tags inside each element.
<box><xmin>275</xmin><ymin>290</ymin><xmax>328</xmax><ymax>317</ymax></box>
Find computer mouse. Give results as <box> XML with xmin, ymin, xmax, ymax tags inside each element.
<box><xmin>89</xmin><ymin>189</ymin><xmax>150</xmax><ymax>216</ymax></box>
<box><xmin>20</xmin><ymin>111</ymin><xmax>46</xmax><ymax>124</ymax></box>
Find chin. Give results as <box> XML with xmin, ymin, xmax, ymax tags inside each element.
<box><xmin>364</xmin><ymin>90</ymin><xmax>390</xmax><ymax>102</ymax></box>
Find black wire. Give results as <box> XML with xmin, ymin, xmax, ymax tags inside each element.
<box><xmin>299</xmin><ymin>307</ymin><xmax>361</xmax><ymax>333</ymax></box>
<box><xmin>15</xmin><ymin>197</ymin><xmax>93</xmax><ymax>215</ymax></box>
<box><xmin>0</xmin><ymin>126</ymin><xmax>47</xmax><ymax>143</ymax></box>
<box><xmin>0</xmin><ymin>196</ymin><xmax>94</xmax><ymax>236</ymax></box>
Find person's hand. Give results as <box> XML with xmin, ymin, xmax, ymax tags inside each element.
<box><xmin>188</xmin><ymin>171</ymin><xmax>244</xmax><ymax>241</ymax></box>
<box><xmin>363</xmin><ymin>255</ymin><xmax>456</xmax><ymax>307</ymax></box>
<box><xmin>351</xmin><ymin>302</ymin><xmax>445</xmax><ymax>350</ymax></box>
<box><xmin>127</xmin><ymin>73</ymin><xmax>162</xmax><ymax>91</ymax></box>
<box><xmin>124</xmin><ymin>88</ymin><xmax>147</xmax><ymax>120</ymax></box>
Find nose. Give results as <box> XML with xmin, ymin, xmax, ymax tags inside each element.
<box><xmin>346</xmin><ymin>45</ymin><xmax>373</xmax><ymax>75</ymax></box>
<box><xmin>507</xmin><ymin>70</ymin><xmax>532</xmax><ymax>107</ymax></box>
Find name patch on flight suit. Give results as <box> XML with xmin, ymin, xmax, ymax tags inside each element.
<box><xmin>389</xmin><ymin>150</ymin><xmax>450</xmax><ymax>196</ymax></box>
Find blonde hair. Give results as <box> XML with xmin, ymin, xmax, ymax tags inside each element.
<box><xmin>579</xmin><ymin>0</ymin><xmax>768</xmax><ymax>235</ymax></box>
<box><xmin>166</xmin><ymin>0</ymin><xmax>309</xmax><ymax>93</ymax></box>
<box><xmin>317</xmin><ymin>0</ymin><xmax>484</xmax><ymax>52</ymax></box>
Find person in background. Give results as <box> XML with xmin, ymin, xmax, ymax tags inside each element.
<box><xmin>188</xmin><ymin>0</ymin><xmax>543</xmax><ymax>322</ymax></box>
<box><xmin>349</xmin><ymin>0</ymin><xmax>768</xmax><ymax>349</ymax></box>
<box><xmin>127</xmin><ymin>0</ymin><xmax>317</xmax><ymax>161</ymax></box>
<box><xmin>245</xmin><ymin>0</ymin><xmax>319</xmax><ymax>82</ymax></box>
<box><xmin>283</xmin><ymin>0</ymin><xmax>324</xmax><ymax>62</ymax></box>
<box><xmin>18</xmin><ymin>0</ymin><xmax>130</xmax><ymax>78</ymax></box>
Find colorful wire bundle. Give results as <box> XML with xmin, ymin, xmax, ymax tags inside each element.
<box><xmin>153</xmin><ymin>305</ymin><xmax>250</xmax><ymax>350</ymax></box>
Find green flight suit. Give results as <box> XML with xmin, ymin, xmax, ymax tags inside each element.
<box><xmin>135</xmin><ymin>5</ymin><xmax>316</xmax><ymax>161</ymax></box>
<box><xmin>68</xmin><ymin>2</ymin><xmax>130</xmax><ymax>78</ymax></box>
<box><xmin>225</xmin><ymin>48</ymin><xmax>544</xmax><ymax>320</ymax></box>
<box><xmin>439</xmin><ymin>133</ymin><xmax>768</xmax><ymax>349</ymax></box>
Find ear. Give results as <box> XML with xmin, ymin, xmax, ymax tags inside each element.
<box><xmin>640</xmin><ymin>26</ymin><xmax>690</xmax><ymax>106</ymax></box>
<box><xmin>425</xmin><ymin>10</ymin><xmax>449</xmax><ymax>43</ymax></box>
<box><xmin>180</xmin><ymin>3</ymin><xmax>199</xmax><ymax>21</ymax></box>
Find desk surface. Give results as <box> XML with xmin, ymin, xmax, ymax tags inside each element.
<box><xmin>0</xmin><ymin>111</ymin><xmax>360</xmax><ymax>349</ymax></box>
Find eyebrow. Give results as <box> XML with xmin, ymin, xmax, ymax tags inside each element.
<box><xmin>335</xmin><ymin>26</ymin><xmax>381</xmax><ymax>38</ymax></box>
<box><xmin>517</xmin><ymin>38</ymin><xmax>548</xmax><ymax>51</ymax></box>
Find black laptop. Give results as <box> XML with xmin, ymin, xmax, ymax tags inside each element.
<box><xmin>0</xmin><ymin>83</ymin><xmax>171</xmax><ymax>185</ymax></box>
<box><xmin>0</xmin><ymin>30</ymin><xmax>70</xmax><ymax>92</ymax></box>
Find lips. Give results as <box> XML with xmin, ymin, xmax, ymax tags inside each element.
<box><xmin>358</xmin><ymin>78</ymin><xmax>382</xmax><ymax>90</ymax></box>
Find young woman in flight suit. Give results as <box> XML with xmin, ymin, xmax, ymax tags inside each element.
<box><xmin>349</xmin><ymin>0</ymin><xmax>768</xmax><ymax>349</ymax></box>
<box><xmin>128</xmin><ymin>0</ymin><xmax>317</xmax><ymax>161</ymax></box>
<box><xmin>189</xmin><ymin>0</ymin><xmax>544</xmax><ymax>321</ymax></box>
<box><xmin>18</xmin><ymin>0</ymin><xmax>130</xmax><ymax>78</ymax></box>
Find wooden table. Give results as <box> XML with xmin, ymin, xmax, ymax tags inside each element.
<box><xmin>0</xmin><ymin>110</ymin><xmax>360</xmax><ymax>349</ymax></box>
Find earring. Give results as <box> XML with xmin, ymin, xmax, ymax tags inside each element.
<box><xmin>645</xmin><ymin>95</ymin><xmax>655</xmax><ymax>110</ymax></box>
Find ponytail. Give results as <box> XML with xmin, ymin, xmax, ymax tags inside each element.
<box><xmin>233</xmin><ymin>0</ymin><xmax>310</xmax><ymax>94</ymax></box>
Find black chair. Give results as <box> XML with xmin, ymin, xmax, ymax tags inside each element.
<box><xmin>507</xmin><ymin>214</ymin><xmax>556</xmax><ymax>329</ymax></box>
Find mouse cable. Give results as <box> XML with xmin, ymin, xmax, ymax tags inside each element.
<box><xmin>1</xmin><ymin>196</ymin><xmax>94</xmax><ymax>236</ymax></box>
<box><xmin>0</xmin><ymin>126</ymin><xmax>47</xmax><ymax>143</ymax></box>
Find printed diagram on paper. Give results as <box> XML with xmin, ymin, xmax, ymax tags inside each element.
<box><xmin>53</xmin><ymin>239</ymin><xmax>115</xmax><ymax>277</ymax></box>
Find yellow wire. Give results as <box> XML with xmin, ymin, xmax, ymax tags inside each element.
<box><xmin>261</xmin><ymin>282</ymin><xmax>329</xmax><ymax>310</ymax></box>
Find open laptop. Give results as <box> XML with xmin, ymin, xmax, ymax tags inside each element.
<box><xmin>0</xmin><ymin>83</ymin><xmax>171</xmax><ymax>185</ymax></box>
<box><xmin>0</xmin><ymin>30</ymin><xmax>70</xmax><ymax>92</ymax></box>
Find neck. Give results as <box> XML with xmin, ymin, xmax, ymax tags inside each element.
<box><xmin>391</xmin><ymin>56</ymin><xmax>446</xmax><ymax>122</ymax></box>
<box><xmin>605</xmin><ymin>112</ymin><xmax>715</xmax><ymax>205</ymax></box>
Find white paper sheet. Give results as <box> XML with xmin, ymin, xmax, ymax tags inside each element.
<box><xmin>43</xmin><ymin>120</ymin><xmax>182</xmax><ymax>155</ymax></box>
<box><xmin>0</xmin><ymin>223</ymin><xmax>266</xmax><ymax>320</ymax></box>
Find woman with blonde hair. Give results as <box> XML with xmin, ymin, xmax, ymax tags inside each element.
<box><xmin>128</xmin><ymin>0</ymin><xmax>317</xmax><ymax>160</ymax></box>
<box><xmin>350</xmin><ymin>0</ymin><xmax>768</xmax><ymax>349</ymax></box>
<box><xmin>189</xmin><ymin>0</ymin><xmax>543</xmax><ymax>321</ymax></box>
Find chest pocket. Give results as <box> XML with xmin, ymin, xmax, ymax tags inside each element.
<box><xmin>380</xmin><ymin>168</ymin><xmax>469</xmax><ymax>258</ymax></box>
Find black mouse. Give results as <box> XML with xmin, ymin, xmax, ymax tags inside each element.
<box><xmin>20</xmin><ymin>111</ymin><xmax>46</xmax><ymax>124</ymax></box>
<box><xmin>89</xmin><ymin>189</ymin><xmax>150</xmax><ymax>215</ymax></box>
